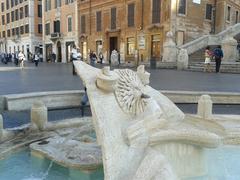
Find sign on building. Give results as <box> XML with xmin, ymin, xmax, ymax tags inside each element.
<box><xmin>138</xmin><ymin>35</ymin><xmax>145</xmax><ymax>50</ymax></box>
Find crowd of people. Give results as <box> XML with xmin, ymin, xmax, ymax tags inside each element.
<box><xmin>0</xmin><ymin>51</ymin><xmax>42</xmax><ymax>69</ymax></box>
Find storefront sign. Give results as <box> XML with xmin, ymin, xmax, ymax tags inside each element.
<box><xmin>138</xmin><ymin>35</ymin><xmax>145</xmax><ymax>50</ymax></box>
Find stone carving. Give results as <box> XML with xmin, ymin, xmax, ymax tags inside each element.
<box><xmin>31</xmin><ymin>101</ymin><xmax>48</xmax><ymax>131</ymax></box>
<box><xmin>96</xmin><ymin>66</ymin><xmax>118</xmax><ymax>92</ymax></box>
<box><xmin>197</xmin><ymin>95</ymin><xmax>213</xmax><ymax>119</ymax></box>
<box><xmin>115</xmin><ymin>69</ymin><xmax>149</xmax><ymax>115</ymax></box>
<box><xmin>177</xmin><ymin>49</ymin><xmax>189</xmax><ymax>70</ymax></box>
<box><xmin>73</xmin><ymin>61</ymin><xmax>221</xmax><ymax>180</ymax></box>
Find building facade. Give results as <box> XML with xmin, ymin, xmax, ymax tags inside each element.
<box><xmin>42</xmin><ymin>0</ymin><xmax>78</xmax><ymax>63</ymax></box>
<box><xmin>78</xmin><ymin>0</ymin><xmax>240</xmax><ymax>63</ymax></box>
<box><xmin>0</xmin><ymin>0</ymin><xmax>43</xmax><ymax>59</ymax></box>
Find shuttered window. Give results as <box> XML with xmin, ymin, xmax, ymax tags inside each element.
<box><xmin>96</xmin><ymin>11</ymin><xmax>102</xmax><ymax>32</ymax></box>
<box><xmin>128</xmin><ymin>3</ymin><xmax>135</xmax><ymax>27</ymax></box>
<box><xmin>81</xmin><ymin>15</ymin><xmax>86</xmax><ymax>33</ymax></box>
<box><xmin>206</xmin><ymin>4</ymin><xmax>212</xmax><ymax>20</ymax></box>
<box><xmin>111</xmin><ymin>7</ymin><xmax>116</xmax><ymax>30</ymax></box>
<box><xmin>178</xmin><ymin>0</ymin><xmax>186</xmax><ymax>15</ymax></box>
<box><xmin>152</xmin><ymin>0</ymin><xmax>160</xmax><ymax>23</ymax></box>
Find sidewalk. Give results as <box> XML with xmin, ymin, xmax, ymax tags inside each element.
<box><xmin>0</xmin><ymin>61</ymin><xmax>240</xmax><ymax>95</ymax></box>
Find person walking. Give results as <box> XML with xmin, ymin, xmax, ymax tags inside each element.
<box><xmin>89</xmin><ymin>51</ymin><xmax>96</xmax><ymax>67</ymax></box>
<box><xmin>204</xmin><ymin>46</ymin><xmax>212</xmax><ymax>72</ymax></box>
<box><xmin>14</xmin><ymin>52</ymin><xmax>19</xmax><ymax>66</ymax></box>
<box><xmin>98</xmin><ymin>52</ymin><xmax>104</xmax><ymax>64</ymax></box>
<box><xmin>71</xmin><ymin>45</ymin><xmax>78</xmax><ymax>75</ymax></box>
<box><xmin>237</xmin><ymin>41</ymin><xmax>240</xmax><ymax>61</ymax></box>
<box><xmin>213</xmin><ymin>45</ymin><xmax>224</xmax><ymax>73</ymax></box>
<box><xmin>34</xmin><ymin>53</ymin><xmax>40</xmax><ymax>67</ymax></box>
<box><xmin>18</xmin><ymin>51</ymin><xmax>26</xmax><ymax>69</ymax></box>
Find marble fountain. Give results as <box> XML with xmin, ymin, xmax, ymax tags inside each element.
<box><xmin>1</xmin><ymin>61</ymin><xmax>240</xmax><ymax>180</ymax></box>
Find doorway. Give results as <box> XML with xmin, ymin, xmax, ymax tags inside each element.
<box><xmin>109</xmin><ymin>37</ymin><xmax>118</xmax><ymax>55</ymax></box>
<box><xmin>57</xmin><ymin>41</ymin><xmax>62</xmax><ymax>62</ymax></box>
<box><xmin>151</xmin><ymin>35</ymin><xmax>161</xmax><ymax>60</ymax></box>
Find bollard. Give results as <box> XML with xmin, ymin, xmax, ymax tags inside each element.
<box><xmin>31</xmin><ymin>101</ymin><xmax>48</xmax><ymax>131</ymax></box>
<box><xmin>197</xmin><ymin>95</ymin><xmax>213</xmax><ymax>119</ymax></box>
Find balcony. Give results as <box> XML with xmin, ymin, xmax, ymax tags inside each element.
<box><xmin>50</xmin><ymin>32</ymin><xmax>62</xmax><ymax>41</ymax></box>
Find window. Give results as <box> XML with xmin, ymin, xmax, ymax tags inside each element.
<box><xmin>11</xmin><ymin>11</ymin><xmax>14</xmax><ymax>22</ymax></box>
<box><xmin>111</xmin><ymin>7</ymin><xmax>116</xmax><ymax>30</ymax></box>
<box><xmin>152</xmin><ymin>0</ymin><xmax>160</xmax><ymax>23</ymax></box>
<box><xmin>2</xmin><ymin>31</ymin><xmax>6</xmax><ymax>38</ymax></box>
<box><xmin>15</xmin><ymin>27</ymin><xmax>19</xmax><ymax>35</ymax></box>
<box><xmin>178</xmin><ymin>0</ymin><xmax>186</xmax><ymax>15</ymax></box>
<box><xmin>55</xmin><ymin>0</ymin><xmax>61</xmax><ymax>8</ymax></box>
<box><xmin>45</xmin><ymin>23</ymin><xmax>50</xmax><ymax>35</ymax></box>
<box><xmin>15</xmin><ymin>9</ymin><xmax>19</xmax><ymax>20</ymax></box>
<box><xmin>7</xmin><ymin>13</ymin><xmax>10</xmax><ymax>24</ymax></box>
<box><xmin>1</xmin><ymin>3</ymin><xmax>4</xmax><ymax>12</ymax></box>
<box><xmin>38</xmin><ymin>5</ymin><xmax>42</xmax><ymax>17</ymax></box>
<box><xmin>236</xmin><ymin>11</ymin><xmax>239</xmax><ymax>24</ymax></box>
<box><xmin>205</xmin><ymin>4</ymin><xmax>212</xmax><ymax>20</ymax></box>
<box><xmin>20</xmin><ymin>7</ymin><xmax>24</xmax><ymax>19</ymax></box>
<box><xmin>45</xmin><ymin>0</ymin><xmax>51</xmax><ymax>11</ymax></box>
<box><xmin>25</xmin><ymin>5</ymin><xmax>29</xmax><ymax>17</ymax></box>
<box><xmin>6</xmin><ymin>0</ymin><xmax>9</xmax><ymax>10</ymax></box>
<box><xmin>81</xmin><ymin>15</ymin><xmax>86</xmax><ymax>33</ymax></box>
<box><xmin>38</xmin><ymin>24</ymin><xmax>42</xmax><ymax>34</ymax></box>
<box><xmin>53</xmin><ymin>20</ymin><xmax>60</xmax><ymax>32</ymax></box>
<box><xmin>12</xmin><ymin>28</ymin><xmax>15</xmax><ymax>36</ymax></box>
<box><xmin>2</xmin><ymin>15</ymin><xmax>5</xmax><ymax>25</ymax></box>
<box><xmin>96</xmin><ymin>11</ymin><xmax>102</xmax><ymax>32</ymax></box>
<box><xmin>25</xmin><ymin>24</ymin><xmax>29</xmax><ymax>33</ymax></box>
<box><xmin>11</xmin><ymin>0</ymin><xmax>14</xmax><ymax>8</ymax></box>
<box><xmin>65</xmin><ymin>0</ymin><xmax>74</xmax><ymax>5</ymax></box>
<box><xmin>7</xmin><ymin>29</ymin><xmax>11</xmax><ymax>37</ymax></box>
<box><xmin>127</xmin><ymin>37</ymin><xmax>135</xmax><ymax>55</ymax></box>
<box><xmin>15</xmin><ymin>0</ymin><xmax>18</xmax><ymax>6</ymax></box>
<box><xmin>67</xmin><ymin>16</ymin><xmax>72</xmax><ymax>32</ymax></box>
<box><xmin>20</xmin><ymin>26</ymin><xmax>24</xmax><ymax>34</ymax></box>
<box><xmin>128</xmin><ymin>3</ymin><xmax>135</xmax><ymax>27</ymax></box>
<box><xmin>227</xmin><ymin>6</ymin><xmax>231</xmax><ymax>21</ymax></box>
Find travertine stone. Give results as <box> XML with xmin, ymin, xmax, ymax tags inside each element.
<box><xmin>73</xmin><ymin>61</ymin><xmax>220</xmax><ymax>180</ymax></box>
<box><xmin>31</xmin><ymin>101</ymin><xmax>48</xmax><ymax>131</ymax></box>
<box><xmin>177</xmin><ymin>49</ymin><xmax>189</xmax><ymax>70</ymax></box>
<box><xmin>137</xmin><ymin>65</ymin><xmax>150</xmax><ymax>85</ymax></box>
<box><xmin>96</xmin><ymin>66</ymin><xmax>118</xmax><ymax>92</ymax></box>
<box><xmin>0</xmin><ymin>96</ymin><xmax>5</xmax><ymax>113</ymax></box>
<box><xmin>162</xmin><ymin>32</ymin><xmax>178</xmax><ymax>63</ymax></box>
<box><xmin>222</xmin><ymin>35</ymin><xmax>238</xmax><ymax>61</ymax></box>
<box><xmin>197</xmin><ymin>95</ymin><xmax>213</xmax><ymax>119</ymax></box>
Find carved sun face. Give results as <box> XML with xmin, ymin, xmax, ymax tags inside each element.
<box><xmin>115</xmin><ymin>69</ymin><xmax>149</xmax><ymax>115</ymax></box>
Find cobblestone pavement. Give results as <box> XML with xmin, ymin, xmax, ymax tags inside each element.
<box><xmin>0</xmin><ymin>61</ymin><xmax>240</xmax><ymax>95</ymax></box>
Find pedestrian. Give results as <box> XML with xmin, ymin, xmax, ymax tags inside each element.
<box><xmin>71</xmin><ymin>45</ymin><xmax>78</xmax><ymax>75</ymax></box>
<box><xmin>18</xmin><ymin>51</ymin><xmax>26</xmax><ymax>69</ymax></box>
<box><xmin>204</xmin><ymin>46</ymin><xmax>212</xmax><ymax>72</ymax></box>
<box><xmin>213</xmin><ymin>45</ymin><xmax>224</xmax><ymax>73</ymax></box>
<box><xmin>34</xmin><ymin>53</ymin><xmax>40</xmax><ymax>67</ymax></box>
<box><xmin>98</xmin><ymin>52</ymin><xmax>104</xmax><ymax>64</ymax></box>
<box><xmin>117</xmin><ymin>50</ymin><xmax>120</xmax><ymax>65</ymax></box>
<box><xmin>51</xmin><ymin>52</ymin><xmax>56</xmax><ymax>63</ymax></box>
<box><xmin>14</xmin><ymin>52</ymin><xmax>19</xmax><ymax>66</ymax></box>
<box><xmin>89</xmin><ymin>51</ymin><xmax>96</xmax><ymax>67</ymax></box>
<box><xmin>237</xmin><ymin>41</ymin><xmax>240</xmax><ymax>61</ymax></box>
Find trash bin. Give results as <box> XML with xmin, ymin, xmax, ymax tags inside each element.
<box><xmin>150</xmin><ymin>57</ymin><xmax>157</xmax><ymax>69</ymax></box>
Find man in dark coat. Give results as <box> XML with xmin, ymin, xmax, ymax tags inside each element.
<box><xmin>213</xmin><ymin>45</ymin><xmax>224</xmax><ymax>73</ymax></box>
